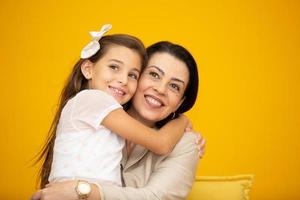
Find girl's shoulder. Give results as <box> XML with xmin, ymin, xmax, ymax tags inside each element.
<box><xmin>77</xmin><ymin>89</ymin><xmax>107</xmax><ymax>98</ymax></box>
<box><xmin>75</xmin><ymin>89</ymin><xmax>116</xmax><ymax>102</ymax></box>
<box><xmin>74</xmin><ymin>89</ymin><xmax>120</xmax><ymax>107</ymax></box>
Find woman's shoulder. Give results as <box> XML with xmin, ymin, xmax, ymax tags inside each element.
<box><xmin>180</xmin><ymin>132</ymin><xmax>198</xmax><ymax>143</ymax></box>
<box><xmin>171</xmin><ymin>132</ymin><xmax>198</xmax><ymax>154</ymax></box>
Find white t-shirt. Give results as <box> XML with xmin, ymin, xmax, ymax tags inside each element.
<box><xmin>48</xmin><ymin>89</ymin><xmax>124</xmax><ymax>186</ymax></box>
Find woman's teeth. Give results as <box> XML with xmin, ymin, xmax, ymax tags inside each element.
<box><xmin>145</xmin><ymin>96</ymin><xmax>163</xmax><ymax>107</ymax></box>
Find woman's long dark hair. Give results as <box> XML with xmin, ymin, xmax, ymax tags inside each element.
<box><xmin>146</xmin><ymin>41</ymin><xmax>199</xmax><ymax>128</ymax></box>
<box><xmin>35</xmin><ymin>34</ymin><xmax>147</xmax><ymax>188</ymax></box>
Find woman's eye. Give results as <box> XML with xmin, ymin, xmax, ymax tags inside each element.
<box><xmin>170</xmin><ymin>83</ymin><xmax>180</xmax><ymax>91</ymax></box>
<box><xmin>129</xmin><ymin>73</ymin><xmax>138</xmax><ymax>80</ymax></box>
<box><xmin>149</xmin><ymin>71</ymin><xmax>160</xmax><ymax>79</ymax></box>
<box><xmin>109</xmin><ymin>65</ymin><xmax>119</xmax><ymax>71</ymax></box>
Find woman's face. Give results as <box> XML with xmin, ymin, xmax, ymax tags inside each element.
<box><xmin>131</xmin><ymin>52</ymin><xmax>189</xmax><ymax>124</ymax></box>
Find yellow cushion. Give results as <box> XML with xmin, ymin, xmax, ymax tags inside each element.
<box><xmin>186</xmin><ymin>175</ymin><xmax>254</xmax><ymax>200</ymax></box>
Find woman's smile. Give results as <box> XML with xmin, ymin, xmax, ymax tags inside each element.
<box><xmin>130</xmin><ymin>52</ymin><xmax>189</xmax><ymax>123</ymax></box>
<box><xmin>144</xmin><ymin>94</ymin><xmax>165</xmax><ymax>108</ymax></box>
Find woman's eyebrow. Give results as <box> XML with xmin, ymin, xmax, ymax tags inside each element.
<box><xmin>148</xmin><ymin>65</ymin><xmax>165</xmax><ymax>75</ymax></box>
<box><xmin>148</xmin><ymin>65</ymin><xmax>185</xmax><ymax>85</ymax></box>
<box><xmin>171</xmin><ymin>77</ymin><xmax>185</xmax><ymax>85</ymax></box>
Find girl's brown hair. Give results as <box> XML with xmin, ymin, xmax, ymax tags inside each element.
<box><xmin>36</xmin><ymin>34</ymin><xmax>147</xmax><ymax>188</ymax></box>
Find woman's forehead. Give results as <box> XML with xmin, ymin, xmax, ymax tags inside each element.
<box><xmin>146</xmin><ymin>52</ymin><xmax>189</xmax><ymax>81</ymax></box>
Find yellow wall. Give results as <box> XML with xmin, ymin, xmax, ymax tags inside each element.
<box><xmin>0</xmin><ymin>0</ymin><xmax>299</xmax><ymax>199</ymax></box>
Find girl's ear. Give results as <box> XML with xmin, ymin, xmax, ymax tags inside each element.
<box><xmin>81</xmin><ymin>60</ymin><xmax>94</xmax><ymax>79</ymax></box>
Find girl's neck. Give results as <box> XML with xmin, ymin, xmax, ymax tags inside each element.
<box><xmin>127</xmin><ymin>107</ymin><xmax>156</xmax><ymax>128</ymax></box>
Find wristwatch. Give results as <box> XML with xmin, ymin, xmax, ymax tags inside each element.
<box><xmin>75</xmin><ymin>180</ymin><xmax>92</xmax><ymax>200</ymax></box>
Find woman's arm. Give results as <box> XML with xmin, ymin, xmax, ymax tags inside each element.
<box><xmin>102</xmin><ymin>108</ymin><xmax>189</xmax><ymax>155</ymax></box>
<box><xmin>30</xmin><ymin>181</ymin><xmax>100</xmax><ymax>200</ymax></box>
<box><xmin>30</xmin><ymin>132</ymin><xmax>205</xmax><ymax>200</ymax></box>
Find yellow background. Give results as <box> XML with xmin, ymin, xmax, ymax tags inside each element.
<box><xmin>1</xmin><ymin>0</ymin><xmax>299</xmax><ymax>199</ymax></box>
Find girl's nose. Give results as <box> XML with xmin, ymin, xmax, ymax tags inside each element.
<box><xmin>118</xmin><ymin>74</ymin><xmax>128</xmax><ymax>85</ymax></box>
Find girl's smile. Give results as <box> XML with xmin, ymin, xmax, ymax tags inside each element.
<box><xmin>81</xmin><ymin>45</ymin><xmax>142</xmax><ymax>105</ymax></box>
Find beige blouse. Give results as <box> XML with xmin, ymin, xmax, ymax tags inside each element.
<box><xmin>99</xmin><ymin>133</ymin><xmax>200</xmax><ymax>200</ymax></box>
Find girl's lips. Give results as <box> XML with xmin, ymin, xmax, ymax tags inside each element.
<box><xmin>109</xmin><ymin>86</ymin><xmax>126</xmax><ymax>96</ymax></box>
<box><xmin>144</xmin><ymin>95</ymin><xmax>165</xmax><ymax>108</ymax></box>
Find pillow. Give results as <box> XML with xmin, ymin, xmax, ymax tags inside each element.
<box><xmin>186</xmin><ymin>175</ymin><xmax>254</xmax><ymax>200</ymax></box>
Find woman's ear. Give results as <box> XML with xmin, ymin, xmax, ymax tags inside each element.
<box><xmin>81</xmin><ymin>60</ymin><xmax>94</xmax><ymax>79</ymax></box>
<box><xmin>174</xmin><ymin>97</ymin><xmax>185</xmax><ymax>112</ymax></box>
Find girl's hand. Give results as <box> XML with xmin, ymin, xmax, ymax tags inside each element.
<box><xmin>195</xmin><ymin>132</ymin><xmax>206</xmax><ymax>158</ymax></box>
<box><xmin>31</xmin><ymin>180</ymin><xmax>78</xmax><ymax>200</ymax></box>
<box><xmin>183</xmin><ymin>120</ymin><xmax>206</xmax><ymax>158</ymax></box>
<box><xmin>177</xmin><ymin>114</ymin><xmax>190</xmax><ymax>124</ymax></box>
<box><xmin>185</xmin><ymin>121</ymin><xmax>193</xmax><ymax>132</ymax></box>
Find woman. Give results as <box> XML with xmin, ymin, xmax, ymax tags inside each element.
<box><xmin>32</xmin><ymin>41</ymin><xmax>205</xmax><ymax>200</ymax></box>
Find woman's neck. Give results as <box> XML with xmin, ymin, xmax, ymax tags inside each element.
<box><xmin>127</xmin><ymin>107</ymin><xmax>155</xmax><ymax>128</ymax></box>
<box><xmin>125</xmin><ymin>106</ymin><xmax>156</xmax><ymax>156</ymax></box>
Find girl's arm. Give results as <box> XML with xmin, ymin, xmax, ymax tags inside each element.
<box><xmin>102</xmin><ymin>108</ymin><xmax>188</xmax><ymax>155</ymax></box>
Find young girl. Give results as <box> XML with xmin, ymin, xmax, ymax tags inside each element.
<box><xmin>38</xmin><ymin>25</ymin><xmax>189</xmax><ymax>190</ymax></box>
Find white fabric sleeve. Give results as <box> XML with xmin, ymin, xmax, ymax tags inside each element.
<box><xmin>71</xmin><ymin>89</ymin><xmax>122</xmax><ymax>130</ymax></box>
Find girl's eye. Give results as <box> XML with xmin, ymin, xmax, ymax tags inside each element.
<box><xmin>109</xmin><ymin>65</ymin><xmax>119</xmax><ymax>71</ymax></box>
<box><xmin>170</xmin><ymin>83</ymin><xmax>180</xmax><ymax>91</ymax></box>
<box><xmin>149</xmin><ymin>71</ymin><xmax>160</xmax><ymax>79</ymax></box>
<box><xmin>129</xmin><ymin>73</ymin><xmax>139</xmax><ymax>80</ymax></box>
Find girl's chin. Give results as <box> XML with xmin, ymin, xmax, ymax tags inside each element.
<box><xmin>110</xmin><ymin>94</ymin><xmax>128</xmax><ymax>104</ymax></box>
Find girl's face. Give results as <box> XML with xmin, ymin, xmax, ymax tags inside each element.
<box><xmin>130</xmin><ymin>52</ymin><xmax>189</xmax><ymax>124</ymax></box>
<box><xmin>82</xmin><ymin>45</ymin><xmax>142</xmax><ymax>105</ymax></box>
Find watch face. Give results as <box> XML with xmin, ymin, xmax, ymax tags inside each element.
<box><xmin>79</xmin><ymin>182</ymin><xmax>91</xmax><ymax>194</ymax></box>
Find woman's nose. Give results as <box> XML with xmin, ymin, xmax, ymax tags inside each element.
<box><xmin>153</xmin><ymin>83</ymin><xmax>167</xmax><ymax>94</ymax></box>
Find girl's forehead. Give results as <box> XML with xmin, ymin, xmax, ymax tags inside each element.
<box><xmin>94</xmin><ymin>45</ymin><xmax>143</xmax><ymax>72</ymax></box>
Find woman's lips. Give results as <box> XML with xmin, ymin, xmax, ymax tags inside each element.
<box><xmin>144</xmin><ymin>95</ymin><xmax>164</xmax><ymax>108</ymax></box>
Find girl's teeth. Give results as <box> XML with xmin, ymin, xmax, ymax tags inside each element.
<box><xmin>112</xmin><ymin>88</ymin><xmax>124</xmax><ymax>95</ymax></box>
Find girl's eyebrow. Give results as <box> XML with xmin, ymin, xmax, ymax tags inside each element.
<box><xmin>132</xmin><ymin>68</ymin><xmax>141</xmax><ymax>73</ymax></box>
<box><xmin>110</xmin><ymin>59</ymin><xmax>141</xmax><ymax>73</ymax></box>
<box><xmin>108</xmin><ymin>59</ymin><xmax>123</xmax><ymax>64</ymax></box>
<box><xmin>148</xmin><ymin>65</ymin><xmax>185</xmax><ymax>85</ymax></box>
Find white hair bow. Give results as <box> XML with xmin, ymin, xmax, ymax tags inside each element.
<box><xmin>80</xmin><ymin>24</ymin><xmax>112</xmax><ymax>59</ymax></box>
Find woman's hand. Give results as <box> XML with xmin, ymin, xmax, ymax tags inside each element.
<box><xmin>31</xmin><ymin>180</ymin><xmax>78</xmax><ymax>200</ymax></box>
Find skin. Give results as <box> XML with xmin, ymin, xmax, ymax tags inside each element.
<box><xmin>128</xmin><ymin>52</ymin><xmax>190</xmax><ymax>127</ymax></box>
<box><xmin>81</xmin><ymin>45</ymin><xmax>142</xmax><ymax>105</ymax></box>
<box><xmin>82</xmin><ymin>44</ymin><xmax>190</xmax><ymax>155</ymax></box>
<box><xmin>31</xmin><ymin>52</ymin><xmax>205</xmax><ymax>200</ymax></box>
